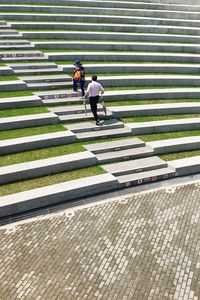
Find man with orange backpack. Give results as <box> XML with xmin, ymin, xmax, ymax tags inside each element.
<box><xmin>73</xmin><ymin>61</ymin><xmax>85</xmax><ymax>99</ymax></box>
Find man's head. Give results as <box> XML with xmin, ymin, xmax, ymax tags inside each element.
<box><xmin>92</xmin><ymin>75</ymin><xmax>97</xmax><ymax>81</ymax></box>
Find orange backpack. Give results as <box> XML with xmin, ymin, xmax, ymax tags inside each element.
<box><xmin>74</xmin><ymin>70</ymin><xmax>81</xmax><ymax>81</ymax></box>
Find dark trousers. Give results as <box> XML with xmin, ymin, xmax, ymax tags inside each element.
<box><xmin>89</xmin><ymin>95</ymin><xmax>99</xmax><ymax>122</ymax></box>
<box><xmin>73</xmin><ymin>80</ymin><xmax>85</xmax><ymax>96</ymax></box>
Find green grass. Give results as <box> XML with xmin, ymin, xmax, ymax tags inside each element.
<box><xmin>0</xmin><ymin>124</ymin><xmax>66</xmax><ymax>140</ymax></box>
<box><xmin>107</xmin><ymin>99</ymin><xmax>200</xmax><ymax>106</ymax></box>
<box><xmin>122</xmin><ymin>114</ymin><xmax>200</xmax><ymax>123</ymax></box>
<box><xmin>0</xmin><ymin>75</ymin><xmax>19</xmax><ymax>81</ymax></box>
<box><xmin>0</xmin><ymin>106</ymin><xmax>48</xmax><ymax>118</ymax></box>
<box><xmin>0</xmin><ymin>143</ymin><xmax>84</xmax><ymax>166</ymax></box>
<box><xmin>0</xmin><ymin>165</ymin><xmax>106</xmax><ymax>196</ymax></box>
<box><xmin>137</xmin><ymin>129</ymin><xmax>200</xmax><ymax>142</ymax></box>
<box><xmin>161</xmin><ymin>149</ymin><xmax>200</xmax><ymax>161</ymax></box>
<box><xmin>0</xmin><ymin>90</ymin><xmax>33</xmax><ymax>98</ymax></box>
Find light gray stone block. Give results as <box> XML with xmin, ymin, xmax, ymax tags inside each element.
<box><xmin>0</xmin><ymin>66</ymin><xmax>14</xmax><ymax>76</ymax></box>
<box><xmin>65</xmin><ymin>119</ymin><xmax>124</xmax><ymax>133</ymax></box>
<box><xmin>169</xmin><ymin>156</ymin><xmax>200</xmax><ymax>176</ymax></box>
<box><xmin>148</xmin><ymin>136</ymin><xmax>200</xmax><ymax>154</ymax></box>
<box><xmin>0</xmin><ymin>151</ymin><xmax>97</xmax><ymax>185</ymax></box>
<box><xmin>85</xmin><ymin>138</ymin><xmax>145</xmax><ymax>154</ymax></box>
<box><xmin>0</xmin><ymin>131</ymin><xmax>77</xmax><ymax>155</ymax></box>
<box><xmin>0</xmin><ymin>80</ymin><xmax>27</xmax><ymax>92</ymax></box>
<box><xmin>102</xmin><ymin>156</ymin><xmax>167</xmax><ymax>176</ymax></box>
<box><xmin>76</xmin><ymin>127</ymin><xmax>132</xmax><ymax>141</ymax></box>
<box><xmin>0</xmin><ymin>112</ymin><xmax>59</xmax><ymax>131</ymax></box>
<box><xmin>126</xmin><ymin>118</ymin><xmax>200</xmax><ymax>135</ymax></box>
<box><xmin>0</xmin><ymin>95</ymin><xmax>42</xmax><ymax>109</ymax></box>
<box><xmin>0</xmin><ymin>173</ymin><xmax>118</xmax><ymax>218</ymax></box>
<box><xmin>110</xmin><ymin>103</ymin><xmax>200</xmax><ymax>117</ymax></box>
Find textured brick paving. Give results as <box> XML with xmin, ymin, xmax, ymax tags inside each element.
<box><xmin>1</xmin><ymin>183</ymin><xmax>200</xmax><ymax>300</ymax></box>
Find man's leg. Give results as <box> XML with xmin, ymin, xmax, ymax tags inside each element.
<box><xmin>89</xmin><ymin>96</ymin><xmax>99</xmax><ymax>123</ymax></box>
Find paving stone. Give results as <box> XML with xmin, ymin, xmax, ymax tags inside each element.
<box><xmin>0</xmin><ymin>151</ymin><xmax>97</xmax><ymax>185</ymax></box>
<box><xmin>0</xmin><ymin>130</ymin><xmax>76</xmax><ymax>155</ymax></box>
<box><xmin>0</xmin><ymin>173</ymin><xmax>118</xmax><ymax>217</ymax></box>
<box><xmin>65</xmin><ymin>119</ymin><xmax>124</xmax><ymax>133</ymax></box>
<box><xmin>102</xmin><ymin>156</ymin><xmax>167</xmax><ymax>176</ymax></box>
<box><xmin>0</xmin><ymin>112</ymin><xmax>59</xmax><ymax>130</ymax></box>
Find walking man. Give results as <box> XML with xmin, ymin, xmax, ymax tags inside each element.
<box><xmin>85</xmin><ymin>75</ymin><xmax>104</xmax><ymax>125</ymax></box>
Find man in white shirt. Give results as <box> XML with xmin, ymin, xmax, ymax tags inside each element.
<box><xmin>85</xmin><ymin>75</ymin><xmax>104</xmax><ymax>125</ymax></box>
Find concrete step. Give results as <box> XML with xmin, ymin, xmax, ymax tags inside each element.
<box><xmin>0</xmin><ymin>29</ymin><xmax>18</xmax><ymax>35</ymax></box>
<box><xmin>169</xmin><ymin>156</ymin><xmax>200</xmax><ymax>176</ymax></box>
<box><xmin>102</xmin><ymin>156</ymin><xmax>168</xmax><ymax>176</ymax></box>
<box><xmin>86</xmin><ymin>74</ymin><xmax>200</xmax><ymax>88</ymax></box>
<box><xmin>148</xmin><ymin>136</ymin><xmax>200</xmax><ymax>155</ymax></box>
<box><xmin>0</xmin><ymin>44</ymin><xmax>34</xmax><ymax>50</ymax></box>
<box><xmin>48</xmin><ymin>51</ymin><xmax>200</xmax><ymax>64</ymax></box>
<box><xmin>84</xmin><ymin>137</ymin><xmax>145</xmax><ymax>154</ymax></box>
<box><xmin>14</xmin><ymin>68</ymin><xmax>65</xmax><ymax>75</ymax></box>
<box><xmin>0</xmin><ymin>173</ymin><xmax>118</xmax><ymax>218</ymax></box>
<box><xmin>21</xmin><ymin>74</ymin><xmax>71</xmax><ymax>84</ymax></box>
<box><xmin>0</xmin><ymin>50</ymin><xmax>46</xmax><ymax>59</ymax></box>
<box><xmin>95</xmin><ymin>144</ymin><xmax>154</xmax><ymax>163</ymax></box>
<box><xmin>36</xmin><ymin>40</ymin><xmax>200</xmax><ymax>54</ymax></box>
<box><xmin>110</xmin><ymin>103</ymin><xmax>200</xmax><ymax>117</ymax></box>
<box><xmin>36</xmin><ymin>90</ymin><xmax>81</xmax><ymax>100</ymax></box>
<box><xmin>76</xmin><ymin>126</ymin><xmax>132</xmax><ymax>141</ymax></box>
<box><xmin>27</xmin><ymin>81</ymin><xmax>72</xmax><ymax>90</ymax></box>
<box><xmin>3</xmin><ymin>0</ymin><xmax>200</xmax><ymax>12</ymax></box>
<box><xmin>62</xmin><ymin>62</ymin><xmax>200</xmax><ymax>75</ymax></box>
<box><xmin>0</xmin><ymin>66</ymin><xmax>14</xmax><ymax>76</ymax></box>
<box><xmin>0</xmin><ymin>151</ymin><xmax>97</xmax><ymax>185</ymax></box>
<box><xmin>42</xmin><ymin>97</ymin><xmax>83</xmax><ymax>105</ymax></box>
<box><xmin>65</xmin><ymin>119</ymin><xmax>124</xmax><ymax>133</ymax></box>
<box><xmin>0</xmin><ymin>80</ymin><xmax>27</xmax><ymax>92</ymax></box>
<box><xmin>0</xmin><ymin>112</ymin><xmax>59</xmax><ymax>131</ymax></box>
<box><xmin>0</xmin><ymin>130</ymin><xmax>76</xmax><ymax>155</ymax></box>
<box><xmin>15</xmin><ymin>22</ymin><xmax>200</xmax><ymax>36</ymax></box>
<box><xmin>49</xmin><ymin>105</ymin><xmax>105</xmax><ymax>116</ymax></box>
<box><xmin>2</xmin><ymin>4</ymin><xmax>200</xmax><ymax>19</ymax></box>
<box><xmin>0</xmin><ymin>34</ymin><xmax>22</xmax><ymax>39</ymax></box>
<box><xmin>9</xmin><ymin>62</ymin><xmax>60</xmax><ymax>70</ymax></box>
<box><xmin>126</xmin><ymin>118</ymin><xmax>200</xmax><ymax>135</ymax></box>
<box><xmin>24</xmin><ymin>31</ymin><xmax>200</xmax><ymax>44</ymax></box>
<box><xmin>117</xmin><ymin>166</ymin><xmax>175</xmax><ymax>188</ymax></box>
<box><xmin>0</xmin><ymin>39</ymin><xmax>31</xmax><ymax>46</ymax></box>
<box><xmin>0</xmin><ymin>95</ymin><xmax>42</xmax><ymax>109</ymax></box>
<box><xmin>4</xmin><ymin>13</ymin><xmax>200</xmax><ymax>28</ymax></box>
<box><xmin>59</xmin><ymin>112</ymin><xmax>111</xmax><ymax>122</ymax></box>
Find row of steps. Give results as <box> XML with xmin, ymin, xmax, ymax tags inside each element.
<box><xmin>8</xmin><ymin>62</ymin><xmax>64</xmax><ymax>75</ymax></box>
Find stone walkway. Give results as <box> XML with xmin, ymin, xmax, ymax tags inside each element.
<box><xmin>1</xmin><ymin>182</ymin><xmax>200</xmax><ymax>300</ymax></box>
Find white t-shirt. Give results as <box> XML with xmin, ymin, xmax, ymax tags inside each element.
<box><xmin>86</xmin><ymin>81</ymin><xmax>104</xmax><ymax>97</ymax></box>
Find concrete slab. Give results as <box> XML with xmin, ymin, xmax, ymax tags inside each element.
<box><xmin>85</xmin><ymin>138</ymin><xmax>145</xmax><ymax>154</ymax></box>
<box><xmin>0</xmin><ymin>112</ymin><xmax>59</xmax><ymax>130</ymax></box>
<box><xmin>0</xmin><ymin>151</ymin><xmax>97</xmax><ymax>185</ymax></box>
<box><xmin>0</xmin><ymin>66</ymin><xmax>14</xmax><ymax>76</ymax></box>
<box><xmin>65</xmin><ymin>119</ymin><xmax>124</xmax><ymax>133</ymax></box>
<box><xmin>102</xmin><ymin>156</ymin><xmax>167</xmax><ymax>176</ymax></box>
<box><xmin>76</xmin><ymin>127</ymin><xmax>132</xmax><ymax>141</ymax></box>
<box><xmin>110</xmin><ymin>103</ymin><xmax>200</xmax><ymax>117</ymax></box>
<box><xmin>117</xmin><ymin>166</ymin><xmax>175</xmax><ymax>188</ymax></box>
<box><xmin>169</xmin><ymin>156</ymin><xmax>200</xmax><ymax>176</ymax></box>
<box><xmin>148</xmin><ymin>136</ymin><xmax>200</xmax><ymax>154</ymax></box>
<box><xmin>126</xmin><ymin>118</ymin><xmax>200</xmax><ymax>135</ymax></box>
<box><xmin>21</xmin><ymin>74</ymin><xmax>71</xmax><ymax>83</ymax></box>
<box><xmin>0</xmin><ymin>95</ymin><xmax>42</xmax><ymax>109</ymax></box>
<box><xmin>0</xmin><ymin>173</ymin><xmax>118</xmax><ymax>218</ymax></box>
<box><xmin>96</xmin><ymin>145</ymin><xmax>154</xmax><ymax>163</ymax></box>
<box><xmin>0</xmin><ymin>80</ymin><xmax>27</xmax><ymax>92</ymax></box>
<box><xmin>0</xmin><ymin>130</ymin><xmax>76</xmax><ymax>155</ymax></box>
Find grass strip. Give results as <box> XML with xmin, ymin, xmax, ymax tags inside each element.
<box><xmin>107</xmin><ymin>99</ymin><xmax>200</xmax><ymax>106</ymax></box>
<box><xmin>122</xmin><ymin>114</ymin><xmax>200</xmax><ymax>123</ymax></box>
<box><xmin>0</xmin><ymin>90</ymin><xmax>33</xmax><ymax>98</ymax></box>
<box><xmin>137</xmin><ymin>129</ymin><xmax>200</xmax><ymax>142</ymax></box>
<box><xmin>0</xmin><ymin>75</ymin><xmax>19</xmax><ymax>81</ymax></box>
<box><xmin>0</xmin><ymin>106</ymin><xmax>48</xmax><ymax>118</ymax></box>
<box><xmin>161</xmin><ymin>149</ymin><xmax>200</xmax><ymax>161</ymax></box>
<box><xmin>0</xmin><ymin>142</ymin><xmax>84</xmax><ymax>166</ymax></box>
<box><xmin>0</xmin><ymin>165</ymin><xmax>105</xmax><ymax>196</ymax></box>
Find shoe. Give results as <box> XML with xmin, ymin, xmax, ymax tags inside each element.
<box><xmin>96</xmin><ymin>119</ymin><xmax>100</xmax><ymax>125</ymax></box>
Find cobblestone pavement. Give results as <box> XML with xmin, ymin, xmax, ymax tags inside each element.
<box><xmin>1</xmin><ymin>183</ymin><xmax>200</xmax><ymax>300</ymax></box>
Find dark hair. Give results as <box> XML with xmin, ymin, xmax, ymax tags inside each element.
<box><xmin>92</xmin><ymin>75</ymin><xmax>97</xmax><ymax>81</ymax></box>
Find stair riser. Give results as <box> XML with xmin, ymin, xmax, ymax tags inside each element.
<box><xmin>27</xmin><ymin>83</ymin><xmax>72</xmax><ymax>90</ymax></box>
<box><xmin>111</xmin><ymin>163</ymin><xmax>168</xmax><ymax>176</ymax></box>
<box><xmin>70</xmin><ymin>124</ymin><xmax>124</xmax><ymax>133</ymax></box>
<box><xmin>90</xmin><ymin>143</ymin><xmax>145</xmax><ymax>154</ymax></box>
<box><xmin>118</xmin><ymin>172</ymin><xmax>175</xmax><ymax>188</ymax></box>
<box><xmin>77</xmin><ymin>131</ymin><xmax>131</xmax><ymax>142</ymax></box>
<box><xmin>0</xmin><ymin>117</ymin><xmax>59</xmax><ymax>131</ymax></box>
<box><xmin>97</xmin><ymin>151</ymin><xmax>153</xmax><ymax>164</ymax></box>
<box><xmin>25</xmin><ymin>78</ymin><xmax>71</xmax><ymax>84</ymax></box>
